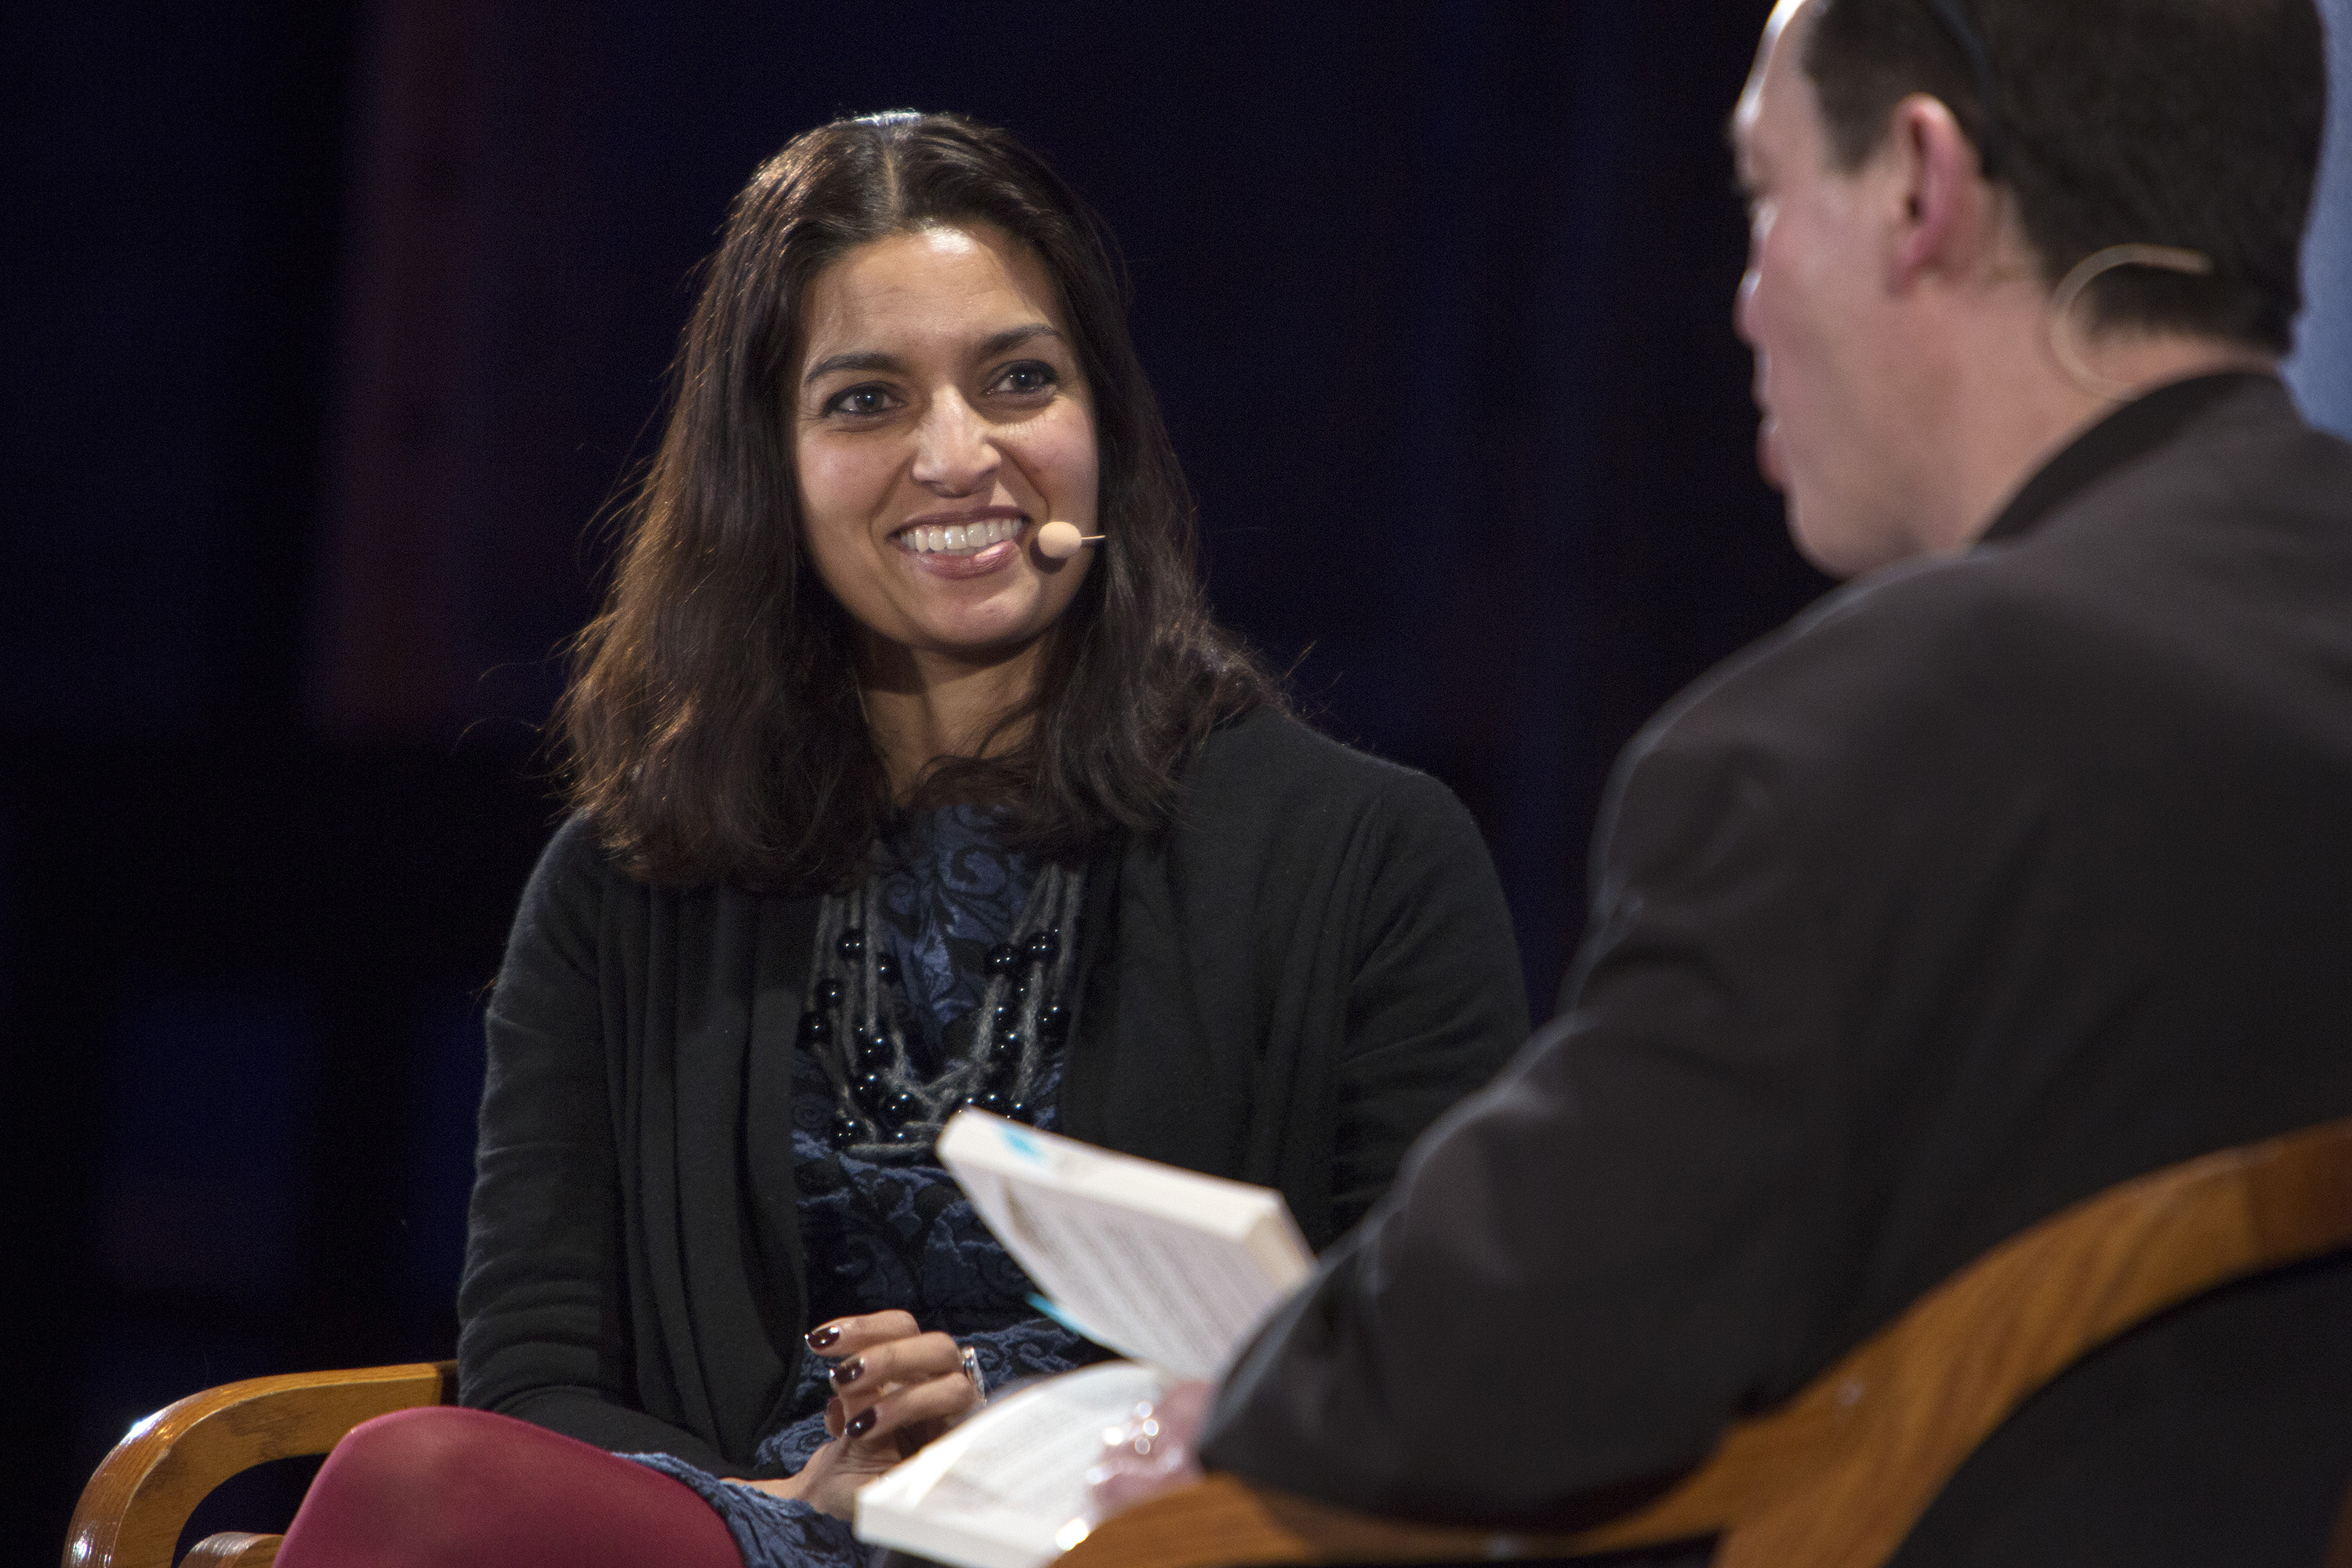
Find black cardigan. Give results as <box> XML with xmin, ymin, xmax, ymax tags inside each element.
<box><xmin>456</xmin><ymin>708</ymin><xmax>1527</xmax><ymax>1475</ymax></box>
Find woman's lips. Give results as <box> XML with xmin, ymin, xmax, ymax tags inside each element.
<box><xmin>896</xmin><ymin>515</ymin><xmax>1025</xmax><ymax>556</ymax></box>
<box><xmin>892</xmin><ymin>515</ymin><xmax>1026</xmax><ymax>579</ymax></box>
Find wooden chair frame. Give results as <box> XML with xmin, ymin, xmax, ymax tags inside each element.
<box><xmin>64</xmin><ymin>1117</ymin><xmax>2352</xmax><ymax>1568</ymax></box>
<box><xmin>66</xmin><ymin>1361</ymin><xmax>456</xmax><ymax>1568</ymax></box>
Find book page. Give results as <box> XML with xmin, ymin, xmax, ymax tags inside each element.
<box><xmin>992</xmin><ymin>1185</ymin><xmax>1298</xmax><ymax>1378</ymax></box>
<box><xmin>855</xmin><ymin>1361</ymin><xmax>1165</xmax><ymax>1568</ymax></box>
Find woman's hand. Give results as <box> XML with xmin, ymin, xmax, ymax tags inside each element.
<box><xmin>739</xmin><ymin>1312</ymin><xmax>985</xmax><ymax>1519</ymax></box>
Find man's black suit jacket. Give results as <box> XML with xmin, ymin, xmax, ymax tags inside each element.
<box><xmin>1202</xmin><ymin>374</ymin><xmax>2352</xmax><ymax>1566</ymax></box>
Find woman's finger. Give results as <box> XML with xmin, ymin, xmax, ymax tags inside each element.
<box><xmin>803</xmin><ymin>1309</ymin><xmax>920</xmax><ymax>1357</ymax></box>
<box><xmin>837</xmin><ymin>1367</ymin><xmax>984</xmax><ymax>1451</ymax></box>
<box><xmin>824</xmin><ymin>1330</ymin><xmax>967</xmax><ymax>1418</ymax></box>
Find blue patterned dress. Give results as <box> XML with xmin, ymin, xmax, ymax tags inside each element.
<box><xmin>633</xmin><ymin>806</ymin><xmax>1094</xmax><ymax>1565</ymax></box>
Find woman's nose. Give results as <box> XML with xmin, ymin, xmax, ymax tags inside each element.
<box><xmin>909</xmin><ymin>392</ymin><xmax>999</xmax><ymax>495</ymax></box>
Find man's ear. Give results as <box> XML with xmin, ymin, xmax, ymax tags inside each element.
<box><xmin>1886</xmin><ymin>93</ymin><xmax>1994</xmax><ymax>288</ymax></box>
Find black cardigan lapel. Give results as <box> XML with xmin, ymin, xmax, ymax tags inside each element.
<box><xmin>743</xmin><ymin>886</ymin><xmax>818</xmax><ymax>1450</ymax></box>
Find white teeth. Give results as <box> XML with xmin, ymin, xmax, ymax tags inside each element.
<box><xmin>900</xmin><ymin>517</ymin><xmax>1020</xmax><ymax>555</ymax></box>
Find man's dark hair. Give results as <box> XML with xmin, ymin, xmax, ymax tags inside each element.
<box><xmin>555</xmin><ymin>111</ymin><xmax>1277</xmax><ymax>891</ymax></box>
<box><xmin>1802</xmin><ymin>0</ymin><xmax>2325</xmax><ymax>353</ymax></box>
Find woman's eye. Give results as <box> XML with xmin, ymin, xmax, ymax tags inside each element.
<box><xmin>825</xmin><ymin>385</ymin><xmax>898</xmax><ymax>418</ymax></box>
<box><xmin>993</xmin><ymin>361</ymin><xmax>1058</xmax><ymax>396</ymax></box>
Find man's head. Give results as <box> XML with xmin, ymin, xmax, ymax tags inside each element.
<box><xmin>1732</xmin><ymin>0</ymin><xmax>2325</xmax><ymax>576</ymax></box>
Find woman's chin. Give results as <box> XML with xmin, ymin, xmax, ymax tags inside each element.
<box><xmin>872</xmin><ymin>604</ymin><xmax>1058</xmax><ymax>670</ymax></box>
<box><xmin>869</xmin><ymin>557</ymin><xmax>1085</xmax><ymax>666</ymax></box>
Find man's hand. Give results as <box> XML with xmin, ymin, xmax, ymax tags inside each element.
<box><xmin>737</xmin><ymin>1311</ymin><xmax>983</xmax><ymax>1519</ymax></box>
<box><xmin>1085</xmin><ymin>1379</ymin><xmax>1212</xmax><ymax>1519</ymax></box>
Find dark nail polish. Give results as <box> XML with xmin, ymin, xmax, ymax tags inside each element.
<box><xmin>830</xmin><ymin>1356</ymin><xmax>866</xmax><ymax>1387</ymax></box>
<box><xmin>845</xmin><ymin>1410</ymin><xmax>876</xmax><ymax>1439</ymax></box>
<box><xmin>806</xmin><ymin>1324</ymin><xmax>840</xmax><ymax>1350</ymax></box>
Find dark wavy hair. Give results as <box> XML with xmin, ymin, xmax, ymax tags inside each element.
<box><xmin>555</xmin><ymin>111</ymin><xmax>1277</xmax><ymax>891</ymax></box>
<box><xmin>1802</xmin><ymin>0</ymin><xmax>2323</xmax><ymax>354</ymax></box>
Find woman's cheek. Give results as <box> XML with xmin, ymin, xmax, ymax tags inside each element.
<box><xmin>797</xmin><ymin>437</ymin><xmax>886</xmax><ymax>516</ymax></box>
<box><xmin>1041</xmin><ymin>416</ymin><xmax>1101</xmax><ymax>521</ymax></box>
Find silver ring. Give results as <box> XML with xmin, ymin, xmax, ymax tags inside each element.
<box><xmin>960</xmin><ymin>1345</ymin><xmax>988</xmax><ymax>1403</ymax></box>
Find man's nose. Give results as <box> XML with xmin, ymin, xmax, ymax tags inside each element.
<box><xmin>1734</xmin><ymin>266</ymin><xmax>1761</xmax><ymax>347</ymax></box>
<box><xmin>910</xmin><ymin>392</ymin><xmax>999</xmax><ymax>494</ymax></box>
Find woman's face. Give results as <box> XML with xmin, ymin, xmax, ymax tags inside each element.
<box><xmin>793</xmin><ymin>222</ymin><xmax>1098</xmax><ymax>673</ymax></box>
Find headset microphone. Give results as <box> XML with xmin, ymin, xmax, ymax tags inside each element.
<box><xmin>1035</xmin><ymin>521</ymin><xmax>1105</xmax><ymax>561</ymax></box>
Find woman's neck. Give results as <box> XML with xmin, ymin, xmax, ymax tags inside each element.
<box><xmin>858</xmin><ymin>634</ymin><xmax>1048</xmax><ymax>800</ymax></box>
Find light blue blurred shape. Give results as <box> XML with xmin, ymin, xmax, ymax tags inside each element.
<box><xmin>2285</xmin><ymin>0</ymin><xmax>2352</xmax><ymax>437</ymax></box>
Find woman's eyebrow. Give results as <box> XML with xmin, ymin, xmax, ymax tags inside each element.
<box><xmin>803</xmin><ymin>350</ymin><xmax>902</xmax><ymax>385</ymax></box>
<box><xmin>976</xmin><ymin>323</ymin><xmax>1063</xmax><ymax>358</ymax></box>
<box><xmin>801</xmin><ymin>325</ymin><xmax>1064</xmax><ymax>387</ymax></box>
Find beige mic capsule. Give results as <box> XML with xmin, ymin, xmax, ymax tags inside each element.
<box><xmin>1035</xmin><ymin>520</ymin><xmax>1105</xmax><ymax>560</ymax></box>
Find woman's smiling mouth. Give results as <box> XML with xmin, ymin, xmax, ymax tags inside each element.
<box><xmin>895</xmin><ymin>516</ymin><xmax>1025</xmax><ymax>556</ymax></box>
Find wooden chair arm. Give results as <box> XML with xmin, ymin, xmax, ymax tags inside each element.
<box><xmin>177</xmin><ymin>1533</ymin><xmax>284</xmax><ymax>1568</ymax></box>
<box><xmin>64</xmin><ymin>1361</ymin><xmax>457</xmax><ymax>1568</ymax></box>
<box><xmin>1057</xmin><ymin>1475</ymin><xmax>1582</xmax><ymax>1567</ymax></box>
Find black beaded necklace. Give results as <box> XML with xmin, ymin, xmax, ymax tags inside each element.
<box><xmin>800</xmin><ymin>860</ymin><xmax>1083</xmax><ymax>1161</ymax></box>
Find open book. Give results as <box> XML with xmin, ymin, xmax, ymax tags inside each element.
<box><xmin>853</xmin><ymin>1111</ymin><xmax>1315</xmax><ymax>1567</ymax></box>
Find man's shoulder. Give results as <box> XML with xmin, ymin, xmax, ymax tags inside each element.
<box><xmin>1638</xmin><ymin>383</ymin><xmax>2352</xmax><ymax>806</ymax></box>
<box><xmin>1624</xmin><ymin>550</ymin><xmax>2152</xmax><ymax>839</ymax></box>
<box><xmin>2030</xmin><ymin>376</ymin><xmax>2352</xmax><ymax>560</ymax></box>
<box><xmin>1646</xmin><ymin>554</ymin><xmax>2052</xmax><ymax>752</ymax></box>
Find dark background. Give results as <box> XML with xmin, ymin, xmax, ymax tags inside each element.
<box><xmin>5</xmin><ymin>1</ymin><xmax>2347</xmax><ymax>1558</ymax></box>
